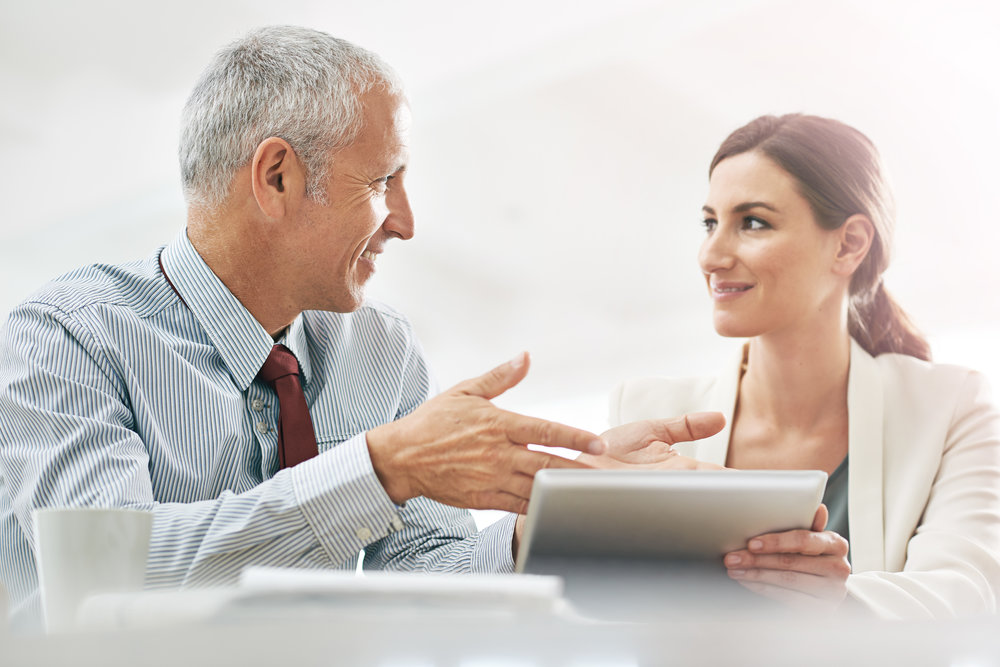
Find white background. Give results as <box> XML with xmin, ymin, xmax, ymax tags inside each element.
<box><xmin>2</xmin><ymin>0</ymin><xmax>999</xmax><ymax>443</ymax></box>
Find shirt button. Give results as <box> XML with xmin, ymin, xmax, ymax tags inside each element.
<box><xmin>251</xmin><ymin>399</ymin><xmax>264</xmax><ymax>411</ymax></box>
<box><xmin>355</xmin><ymin>526</ymin><xmax>373</xmax><ymax>542</ymax></box>
<box><xmin>256</xmin><ymin>422</ymin><xmax>270</xmax><ymax>434</ymax></box>
<box><xmin>390</xmin><ymin>516</ymin><xmax>404</xmax><ymax>532</ymax></box>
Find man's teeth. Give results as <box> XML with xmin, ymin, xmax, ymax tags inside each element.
<box><xmin>362</xmin><ymin>250</ymin><xmax>377</xmax><ymax>261</ymax></box>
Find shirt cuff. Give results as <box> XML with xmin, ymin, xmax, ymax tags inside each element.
<box><xmin>470</xmin><ymin>513</ymin><xmax>517</xmax><ymax>573</ymax></box>
<box><xmin>288</xmin><ymin>433</ymin><xmax>403</xmax><ymax>564</ymax></box>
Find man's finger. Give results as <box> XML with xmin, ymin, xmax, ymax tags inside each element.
<box><xmin>453</xmin><ymin>352</ymin><xmax>531</xmax><ymax>401</ymax></box>
<box><xmin>472</xmin><ymin>490</ymin><xmax>530</xmax><ymax>515</ymax></box>
<box><xmin>510</xmin><ymin>448</ymin><xmax>593</xmax><ymax>476</ymax></box>
<box><xmin>496</xmin><ymin>470</ymin><xmax>535</xmax><ymax>502</ymax></box>
<box><xmin>501</xmin><ymin>411</ymin><xmax>606</xmax><ymax>455</ymax></box>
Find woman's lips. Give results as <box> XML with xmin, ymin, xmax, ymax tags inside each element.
<box><xmin>710</xmin><ymin>282</ymin><xmax>753</xmax><ymax>301</ymax></box>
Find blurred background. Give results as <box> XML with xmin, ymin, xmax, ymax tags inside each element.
<box><xmin>2</xmin><ymin>0</ymin><xmax>999</xmax><ymax>444</ymax></box>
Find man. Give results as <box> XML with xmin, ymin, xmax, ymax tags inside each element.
<box><xmin>0</xmin><ymin>26</ymin><xmax>713</xmax><ymax>631</ymax></box>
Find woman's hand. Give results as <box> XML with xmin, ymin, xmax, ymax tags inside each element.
<box><xmin>723</xmin><ymin>504</ymin><xmax>850</xmax><ymax>611</ymax></box>
<box><xmin>577</xmin><ymin>412</ymin><xmax>726</xmax><ymax>470</ymax></box>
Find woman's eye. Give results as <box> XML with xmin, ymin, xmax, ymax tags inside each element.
<box><xmin>701</xmin><ymin>218</ymin><xmax>718</xmax><ymax>232</ymax></box>
<box><xmin>742</xmin><ymin>216</ymin><xmax>771</xmax><ymax>231</ymax></box>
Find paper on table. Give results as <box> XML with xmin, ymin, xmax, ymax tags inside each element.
<box><xmin>77</xmin><ymin>569</ymin><xmax>565</xmax><ymax>631</ymax></box>
<box><xmin>238</xmin><ymin>567</ymin><xmax>564</xmax><ymax>613</ymax></box>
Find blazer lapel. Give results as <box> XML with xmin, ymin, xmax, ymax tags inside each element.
<box><xmin>846</xmin><ymin>339</ymin><xmax>886</xmax><ymax>572</ymax></box>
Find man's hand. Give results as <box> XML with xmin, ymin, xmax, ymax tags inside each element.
<box><xmin>723</xmin><ymin>504</ymin><xmax>850</xmax><ymax>611</ymax></box>
<box><xmin>577</xmin><ymin>412</ymin><xmax>727</xmax><ymax>470</ymax></box>
<box><xmin>366</xmin><ymin>352</ymin><xmax>607</xmax><ymax>514</ymax></box>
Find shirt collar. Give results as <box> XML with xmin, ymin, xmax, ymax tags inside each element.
<box><xmin>160</xmin><ymin>228</ymin><xmax>282</xmax><ymax>391</ymax></box>
<box><xmin>275</xmin><ymin>315</ymin><xmax>313</xmax><ymax>388</ymax></box>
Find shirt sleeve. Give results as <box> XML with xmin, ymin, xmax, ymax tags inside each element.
<box><xmin>0</xmin><ymin>300</ymin><xmax>511</xmax><ymax>622</ymax></box>
<box><xmin>356</xmin><ymin>322</ymin><xmax>516</xmax><ymax>574</ymax></box>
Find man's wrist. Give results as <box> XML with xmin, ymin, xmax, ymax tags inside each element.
<box><xmin>512</xmin><ymin>514</ymin><xmax>526</xmax><ymax>562</ymax></box>
<box><xmin>366</xmin><ymin>423</ymin><xmax>413</xmax><ymax>505</ymax></box>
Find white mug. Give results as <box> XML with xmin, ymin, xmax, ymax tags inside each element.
<box><xmin>34</xmin><ymin>507</ymin><xmax>153</xmax><ymax>633</ymax></box>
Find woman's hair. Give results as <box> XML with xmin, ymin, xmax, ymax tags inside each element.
<box><xmin>179</xmin><ymin>26</ymin><xmax>402</xmax><ymax>211</ymax></box>
<box><xmin>709</xmin><ymin>114</ymin><xmax>931</xmax><ymax>361</ymax></box>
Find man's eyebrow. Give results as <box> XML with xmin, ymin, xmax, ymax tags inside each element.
<box><xmin>702</xmin><ymin>201</ymin><xmax>779</xmax><ymax>215</ymax></box>
<box><xmin>379</xmin><ymin>163</ymin><xmax>406</xmax><ymax>178</ymax></box>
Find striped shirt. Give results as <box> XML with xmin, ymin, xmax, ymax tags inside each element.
<box><xmin>0</xmin><ymin>230</ymin><xmax>515</xmax><ymax>631</ymax></box>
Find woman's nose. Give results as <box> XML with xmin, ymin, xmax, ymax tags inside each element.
<box><xmin>698</xmin><ymin>228</ymin><xmax>736</xmax><ymax>275</ymax></box>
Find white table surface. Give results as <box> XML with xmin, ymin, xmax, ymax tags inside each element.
<box><xmin>3</xmin><ymin>598</ymin><xmax>1000</xmax><ymax>666</ymax></box>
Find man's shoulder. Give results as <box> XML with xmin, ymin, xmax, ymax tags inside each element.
<box><xmin>301</xmin><ymin>299</ymin><xmax>419</xmax><ymax>352</ymax></box>
<box><xmin>15</xmin><ymin>248</ymin><xmax>173</xmax><ymax>321</ymax></box>
<box><xmin>357</xmin><ymin>298</ymin><xmax>410</xmax><ymax>325</ymax></box>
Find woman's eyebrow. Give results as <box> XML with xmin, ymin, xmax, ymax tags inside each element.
<box><xmin>702</xmin><ymin>201</ymin><xmax>780</xmax><ymax>215</ymax></box>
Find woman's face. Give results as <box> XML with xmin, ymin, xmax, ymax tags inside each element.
<box><xmin>698</xmin><ymin>151</ymin><xmax>846</xmax><ymax>339</ymax></box>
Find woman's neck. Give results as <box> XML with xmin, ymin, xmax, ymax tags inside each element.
<box><xmin>739</xmin><ymin>323</ymin><xmax>852</xmax><ymax>433</ymax></box>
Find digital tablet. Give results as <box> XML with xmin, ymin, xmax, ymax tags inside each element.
<box><xmin>515</xmin><ymin>469</ymin><xmax>827</xmax><ymax>573</ymax></box>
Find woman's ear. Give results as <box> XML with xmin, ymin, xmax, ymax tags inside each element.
<box><xmin>833</xmin><ymin>214</ymin><xmax>875</xmax><ymax>277</ymax></box>
<box><xmin>250</xmin><ymin>137</ymin><xmax>305</xmax><ymax>219</ymax></box>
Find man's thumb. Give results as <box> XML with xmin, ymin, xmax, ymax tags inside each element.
<box><xmin>461</xmin><ymin>351</ymin><xmax>530</xmax><ymax>400</ymax></box>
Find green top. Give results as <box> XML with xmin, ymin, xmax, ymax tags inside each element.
<box><xmin>822</xmin><ymin>455</ymin><xmax>851</xmax><ymax>565</ymax></box>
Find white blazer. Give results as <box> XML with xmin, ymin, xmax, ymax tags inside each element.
<box><xmin>610</xmin><ymin>339</ymin><xmax>1000</xmax><ymax>618</ymax></box>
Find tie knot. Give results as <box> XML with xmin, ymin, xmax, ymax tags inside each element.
<box><xmin>257</xmin><ymin>344</ymin><xmax>301</xmax><ymax>383</ymax></box>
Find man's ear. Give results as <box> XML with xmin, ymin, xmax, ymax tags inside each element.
<box><xmin>832</xmin><ymin>214</ymin><xmax>875</xmax><ymax>277</ymax></box>
<box><xmin>250</xmin><ymin>137</ymin><xmax>305</xmax><ymax>219</ymax></box>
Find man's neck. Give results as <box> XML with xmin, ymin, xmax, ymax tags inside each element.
<box><xmin>186</xmin><ymin>213</ymin><xmax>299</xmax><ymax>337</ymax></box>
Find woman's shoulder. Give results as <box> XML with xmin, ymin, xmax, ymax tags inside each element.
<box><xmin>871</xmin><ymin>351</ymin><xmax>990</xmax><ymax>395</ymax></box>
<box><xmin>865</xmin><ymin>351</ymin><xmax>997</xmax><ymax>432</ymax></box>
<box><xmin>610</xmin><ymin>345</ymin><xmax>744</xmax><ymax>426</ymax></box>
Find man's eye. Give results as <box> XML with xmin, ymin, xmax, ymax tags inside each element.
<box><xmin>371</xmin><ymin>174</ymin><xmax>395</xmax><ymax>195</ymax></box>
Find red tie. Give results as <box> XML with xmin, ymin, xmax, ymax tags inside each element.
<box><xmin>257</xmin><ymin>344</ymin><xmax>318</xmax><ymax>468</ymax></box>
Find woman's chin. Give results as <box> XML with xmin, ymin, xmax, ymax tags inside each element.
<box><xmin>712</xmin><ymin>317</ymin><xmax>759</xmax><ymax>339</ymax></box>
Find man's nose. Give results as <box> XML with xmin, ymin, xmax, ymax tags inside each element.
<box><xmin>384</xmin><ymin>182</ymin><xmax>414</xmax><ymax>240</ymax></box>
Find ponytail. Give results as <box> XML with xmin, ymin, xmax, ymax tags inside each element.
<box><xmin>849</xmin><ymin>282</ymin><xmax>931</xmax><ymax>362</ymax></box>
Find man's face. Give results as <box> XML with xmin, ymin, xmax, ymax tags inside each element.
<box><xmin>297</xmin><ymin>89</ymin><xmax>414</xmax><ymax>313</ymax></box>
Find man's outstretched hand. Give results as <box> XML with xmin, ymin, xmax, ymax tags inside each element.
<box><xmin>366</xmin><ymin>352</ymin><xmax>607</xmax><ymax>514</ymax></box>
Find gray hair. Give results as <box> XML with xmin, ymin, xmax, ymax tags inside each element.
<box><xmin>179</xmin><ymin>26</ymin><xmax>403</xmax><ymax>209</ymax></box>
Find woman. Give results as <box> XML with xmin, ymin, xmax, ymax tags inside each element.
<box><xmin>604</xmin><ymin>114</ymin><xmax>1000</xmax><ymax>618</ymax></box>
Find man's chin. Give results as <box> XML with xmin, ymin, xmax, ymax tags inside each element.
<box><xmin>321</xmin><ymin>290</ymin><xmax>366</xmax><ymax>314</ymax></box>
